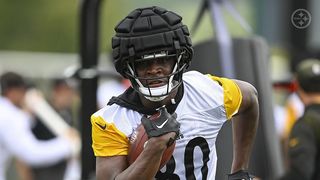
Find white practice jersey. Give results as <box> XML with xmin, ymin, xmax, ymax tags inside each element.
<box><xmin>91</xmin><ymin>71</ymin><xmax>242</xmax><ymax>180</ymax></box>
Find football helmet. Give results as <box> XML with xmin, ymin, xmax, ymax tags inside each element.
<box><xmin>112</xmin><ymin>6</ymin><xmax>193</xmax><ymax>101</ymax></box>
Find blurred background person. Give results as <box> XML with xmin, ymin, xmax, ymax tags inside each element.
<box><xmin>97</xmin><ymin>59</ymin><xmax>131</xmax><ymax>109</ymax></box>
<box><xmin>0</xmin><ymin>72</ymin><xmax>79</xmax><ymax>180</ymax></box>
<box><xmin>280</xmin><ymin>91</ymin><xmax>304</xmax><ymax>169</ymax></box>
<box><xmin>273</xmin><ymin>77</ymin><xmax>305</xmax><ymax>168</ymax></box>
<box><xmin>281</xmin><ymin>92</ymin><xmax>304</xmax><ymax>141</ymax></box>
<box><xmin>97</xmin><ymin>77</ymin><xmax>130</xmax><ymax>109</ymax></box>
<box><xmin>279</xmin><ymin>58</ymin><xmax>320</xmax><ymax>180</ymax></box>
<box><xmin>30</xmin><ymin>78</ymin><xmax>79</xmax><ymax>180</ymax></box>
<box><xmin>49</xmin><ymin>78</ymin><xmax>78</xmax><ymax>126</ymax></box>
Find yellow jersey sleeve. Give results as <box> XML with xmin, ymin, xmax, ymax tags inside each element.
<box><xmin>207</xmin><ymin>75</ymin><xmax>242</xmax><ymax>120</ymax></box>
<box><xmin>91</xmin><ymin>114</ymin><xmax>129</xmax><ymax>157</ymax></box>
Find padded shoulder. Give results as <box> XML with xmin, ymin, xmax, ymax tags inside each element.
<box><xmin>91</xmin><ymin>104</ymin><xmax>141</xmax><ymax>157</ymax></box>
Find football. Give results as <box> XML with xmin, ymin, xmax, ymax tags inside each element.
<box><xmin>128</xmin><ymin>121</ymin><xmax>176</xmax><ymax>169</ymax></box>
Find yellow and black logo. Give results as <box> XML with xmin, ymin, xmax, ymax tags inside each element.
<box><xmin>289</xmin><ymin>137</ymin><xmax>299</xmax><ymax>148</ymax></box>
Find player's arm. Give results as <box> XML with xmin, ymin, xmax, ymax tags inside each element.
<box><xmin>231</xmin><ymin>80</ymin><xmax>259</xmax><ymax>173</ymax></box>
<box><xmin>96</xmin><ymin>132</ymin><xmax>175</xmax><ymax>180</ymax></box>
<box><xmin>0</xmin><ymin>112</ymin><xmax>73</xmax><ymax>166</ymax></box>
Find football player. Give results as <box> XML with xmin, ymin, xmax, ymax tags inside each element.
<box><xmin>91</xmin><ymin>6</ymin><xmax>259</xmax><ymax>180</ymax></box>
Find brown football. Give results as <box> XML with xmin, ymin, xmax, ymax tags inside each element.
<box><xmin>128</xmin><ymin>113</ymin><xmax>175</xmax><ymax>169</ymax></box>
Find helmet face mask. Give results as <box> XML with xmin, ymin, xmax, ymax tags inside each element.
<box><xmin>125</xmin><ymin>50</ymin><xmax>187</xmax><ymax>101</ymax></box>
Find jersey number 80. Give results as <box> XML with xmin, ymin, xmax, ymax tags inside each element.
<box><xmin>155</xmin><ymin>137</ymin><xmax>210</xmax><ymax>180</ymax></box>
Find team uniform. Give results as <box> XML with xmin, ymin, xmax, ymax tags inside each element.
<box><xmin>91</xmin><ymin>71</ymin><xmax>242</xmax><ymax>180</ymax></box>
<box><xmin>280</xmin><ymin>104</ymin><xmax>320</xmax><ymax>180</ymax></box>
<box><xmin>282</xmin><ymin>93</ymin><xmax>304</xmax><ymax>138</ymax></box>
<box><xmin>0</xmin><ymin>97</ymin><xmax>72</xmax><ymax>180</ymax></box>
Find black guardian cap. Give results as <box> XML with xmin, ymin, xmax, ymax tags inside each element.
<box><xmin>112</xmin><ymin>6</ymin><xmax>193</xmax><ymax>77</ymax></box>
<box><xmin>111</xmin><ymin>6</ymin><xmax>193</xmax><ymax>101</ymax></box>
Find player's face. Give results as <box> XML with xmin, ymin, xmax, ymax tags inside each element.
<box><xmin>9</xmin><ymin>87</ymin><xmax>26</xmax><ymax>108</ymax></box>
<box><xmin>53</xmin><ymin>84</ymin><xmax>75</xmax><ymax>109</ymax></box>
<box><xmin>135</xmin><ymin>57</ymin><xmax>176</xmax><ymax>88</ymax></box>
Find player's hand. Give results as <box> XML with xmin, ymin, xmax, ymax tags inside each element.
<box><xmin>141</xmin><ymin>106</ymin><xmax>180</xmax><ymax>145</ymax></box>
<box><xmin>227</xmin><ymin>170</ymin><xmax>255</xmax><ymax>180</ymax></box>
